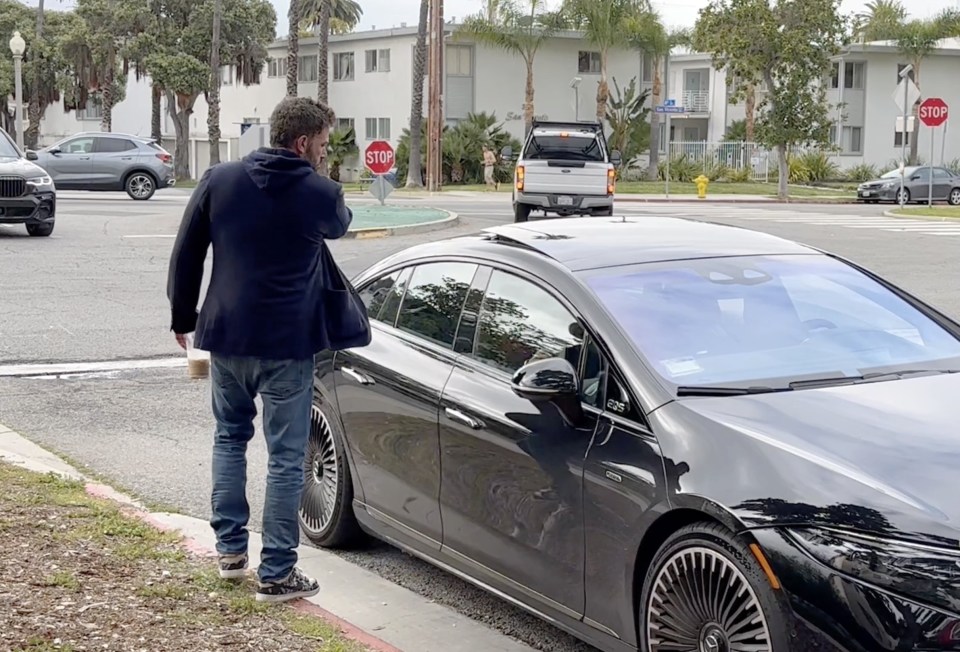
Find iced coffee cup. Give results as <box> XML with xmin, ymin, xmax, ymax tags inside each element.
<box><xmin>185</xmin><ymin>333</ymin><xmax>210</xmax><ymax>379</ymax></box>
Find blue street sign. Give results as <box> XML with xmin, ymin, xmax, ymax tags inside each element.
<box><xmin>655</xmin><ymin>105</ymin><xmax>686</xmax><ymax>114</ymax></box>
<box><xmin>664</xmin><ymin>99</ymin><xmax>676</xmax><ymax>107</ymax></box>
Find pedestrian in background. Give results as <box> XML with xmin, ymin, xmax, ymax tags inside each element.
<box><xmin>167</xmin><ymin>96</ymin><xmax>369</xmax><ymax>603</ymax></box>
<box><xmin>483</xmin><ymin>145</ymin><xmax>498</xmax><ymax>190</ymax></box>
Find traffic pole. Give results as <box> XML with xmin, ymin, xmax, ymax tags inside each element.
<box><xmin>929</xmin><ymin>124</ymin><xmax>934</xmax><ymax>208</ymax></box>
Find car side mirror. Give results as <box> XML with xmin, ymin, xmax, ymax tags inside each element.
<box><xmin>610</xmin><ymin>150</ymin><xmax>622</xmax><ymax>167</ymax></box>
<box><xmin>25</xmin><ymin>150</ymin><xmax>38</xmax><ymax>161</ymax></box>
<box><xmin>910</xmin><ymin>174</ymin><xmax>921</xmax><ymax>181</ymax></box>
<box><xmin>511</xmin><ymin>357</ymin><xmax>583</xmax><ymax>426</ymax></box>
<box><xmin>48</xmin><ymin>147</ymin><xmax>60</xmax><ymax>155</ymax></box>
<box><xmin>500</xmin><ymin>145</ymin><xmax>513</xmax><ymax>162</ymax></box>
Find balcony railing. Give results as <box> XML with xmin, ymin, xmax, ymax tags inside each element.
<box><xmin>682</xmin><ymin>90</ymin><xmax>711</xmax><ymax>112</ymax></box>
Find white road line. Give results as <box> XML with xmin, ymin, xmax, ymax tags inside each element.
<box><xmin>0</xmin><ymin>357</ymin><xmax>186</xmax><ymax>377</ymax></box>
<box><xmin>122</xmin><ymin>235</ymin><xmax>177</xmax><ymax>239</ymax></box>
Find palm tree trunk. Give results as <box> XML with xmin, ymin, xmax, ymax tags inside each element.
<box><xmin>151</xmin><ymin>84</ymin><xmax>162</xmax><ymax>142</ymax></box>
<box><xmin>596</xmin><ymin>48</ymin><xmax>609</xmax><ymax>122</ymax></box>
<box><xmin>744</xmin><ymin>84</ymin><xmax>756</xmax><ymax>143</ymax></box>
<box><xmin>100</xmin><ymin>55</ymin><xmax>114</xmax><ymax>132</ymax></box>
<box><xmin>646</xmin><ymin>56</ymin><xmax>662</xmax><ymax>181</ymax></box>
<box><xmin>286</xmin><ymin>0</ymin><xmax>300</xmax><ymax>96</ymax></box>
<box><xmin>523</xmin><ymin>58</ymin><xmax>535</xmax><ymax>135</ymax></box>
<box><xmin>208</xmin><ymin>0</ymin><xmax>223</xmax><ymax>165</ymax></box>
<box><xmin>315</xmin><ymin>0</ymin><xmax>331</xmax><ymax>176</ymax></box>
<box><xmin>26</xmin><ymin>0</ymin><xmax>43</xmax><ymax>149</ymax></box>
<box><xmin>405</xmin><ymin>0</ymin><xmax>428</xmax><ymax>188</ymax></box>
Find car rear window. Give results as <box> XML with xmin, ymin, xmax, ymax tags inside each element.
<box><xmin>524</xmin><ymin>133</ymin><xmax>604</xmax><ymax>161</ymax></box>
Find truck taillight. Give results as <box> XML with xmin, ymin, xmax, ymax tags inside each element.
<box><xmin>156</xmin><ymin>152</ymin><xmax>172</xmax><ymax>164</ymax></box>
<box><xmin>516</xmin><ymin>165</ymin><xmax>525</xmax><ymax>192</ymax></box>
<box><xmin>607</xmin><ymin>168</ymin><xmax>616</xmax><ymax>195</ymax></box>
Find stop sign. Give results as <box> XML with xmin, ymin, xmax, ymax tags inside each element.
<box><xmin>919</xmin><ymin>97</ymin><xmax>948</xmax><ymax>127</ymax></box>
<box><xmin>365</xmin><ymin>140</ymin><xmax>395</xmax><ymax>175</ymax></box>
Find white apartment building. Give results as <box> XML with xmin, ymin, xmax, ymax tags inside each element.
<box><xmin>35</xmin><ymin>26</ymin><xmax>960</xmax><ymax>179</ymax></box>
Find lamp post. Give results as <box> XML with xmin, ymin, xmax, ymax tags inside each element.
<box><xmin>9</xmin><ymin>30</ymin><xmax>25</xmax><ymax>151</ymax></box>
<box><xmin>571</xmin><ymin>77</ymin><xmax>582</xmax><ymax>121</ymax></box>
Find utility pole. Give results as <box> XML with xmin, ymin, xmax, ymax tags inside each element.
<box><xmin>426</xmin><ymin>0</ymin><xmax>444</xmax><ymax>192</ymax></box>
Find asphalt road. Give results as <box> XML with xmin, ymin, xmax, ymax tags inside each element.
<box><xmin>2</xmin><ymin>189</ymin><xmax>959</xmax><ymax>652</ymax></box>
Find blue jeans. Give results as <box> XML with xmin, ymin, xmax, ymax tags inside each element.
<box><xmin>209</xmin><ymin>354</ymin><xmax>314</xmax><ymax>583</ymax></box>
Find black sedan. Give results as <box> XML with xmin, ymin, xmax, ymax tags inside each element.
<box><xmin>299</xmin><ymin>216</ymin><xmax>960</xmax><ymax>652</ymax></box>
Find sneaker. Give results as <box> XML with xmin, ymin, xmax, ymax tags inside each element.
<box><xmin>255</xmin><ymin>567</ymin><xmax>320</xmax><ymax>603</ymax></box>
<box><xmin>218</xmin><ymin>553</ymin><xmax>248</xmax><ymax>580</ymax></box>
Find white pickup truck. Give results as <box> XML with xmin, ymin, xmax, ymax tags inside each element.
<box><xmin>501</xmin><ymin>121</ymin><xmax>621</xmax><ymax>222</ymax></box>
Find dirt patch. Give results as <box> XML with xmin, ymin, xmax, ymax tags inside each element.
<box><xmin>0</xmin><ymin>461</ymin><xmax>368</xmax><ymax>652</ymax></box>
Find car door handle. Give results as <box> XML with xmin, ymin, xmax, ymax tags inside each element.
<box><xmin>444</xmin><ymin>407</ymin><xmax>483</xmax><ymax>430</ymax></box>
<box><xmin>341</xmin><ymin>365</ymin><xmax>374</xmax><ymax>385</ymax></box>
<box><xmin>120</xmin><ymin>156</ymin><xmax>133</xmax><ymax>160</ymax></box>
<box><xmin>79</xmin><ymin>156</ymin><xmax>90</xmax><ymax>160</ymax></box>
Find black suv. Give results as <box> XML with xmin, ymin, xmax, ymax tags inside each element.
<box><xmin>0</xmin><ymin>128</ymin><xmax>55</xmax><ymax>237</ymax></box>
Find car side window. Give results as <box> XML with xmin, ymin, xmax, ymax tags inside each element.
<box><xmin>473</xmin><ymin>270</ymin><xmax>582</xmax><ymax>374</ymax></box>
<box><xmin>60</xmin><ymin>138</ymin><xmax>95</xmax><ymax>154</ymax></box>
<box><xmin>580</xmin><ymin>336</ymin><xmax>606</xmax><ymax>408</ymax></box>
<box><xmin>358</xmin><ymin>270</ymin><xmax>401</xmax><ymax>321</ymax></box>
<box><xmin>95</xmin><ymin>138</ymin><xmax>137</xmax><ymax>153</ymax></box>
<box><xmin>396</xmin><ymin>262</ymin><xmax>478</xmax><ymax>348</ymax></box>
<box><xmin>373</xmin><ymin>267</ymin><xmax>412</xmax><ymax>326</ymax></box>
<box><xmin>934</xmin><ymin>168</ymin><xmax>953</xmax><ymax>179</ymax></box>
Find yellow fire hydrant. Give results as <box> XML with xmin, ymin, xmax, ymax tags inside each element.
<box><xmin>695</xmin><ymin>174</ymin><xmax>709</xmax><ymax>199</ymax></box>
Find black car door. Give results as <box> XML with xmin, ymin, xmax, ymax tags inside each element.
<box><xmin>438</xmin><ymin>266</ymin><xmax>600</xmax><ymax>617</ymax></box>
<box><xmin>336</xmin><ymin>261</ymin><xmax>479</xmax><ymax>550</ymax></box>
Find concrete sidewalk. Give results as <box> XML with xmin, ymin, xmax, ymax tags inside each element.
<box><xmin>0</xmin><ymin>424</ymin><xmax>536</xmax><ymax>652</ymax></box>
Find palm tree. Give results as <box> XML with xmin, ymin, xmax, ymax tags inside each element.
<box><xmin>208</xmin><ymin>0</ymin><xmax>223</xmax><ymax>165</ymax></box>
<box><xmin>457</xmin><ymin>0</ymin><xmax>562</xmax><ymax>134</ymax></box>
<box><xmin>853</xmin><ymin>0</ymin><xmax>906</xmax><ymax>42</ymax></box>
<box><xmin>286</xmin><ymin>0</ymin><xmax>300</xmax><ymax>95</ymax></box>
<box><xmin>564</xmin><ymin>0</ymin><xmax>650</xmax><ymax>121</ymax></box>
<box><xmin>300</xmin><ymin>0</ymin><xmax>362</xmax><ymax>29</ymax></box>
<box><xmin>896</xmin><ymin>15</ymin><xmax>954</xmax><ymax>164</ymax></box>
<box><xmin>26</xmin><ymin>0</ymin><xmax>43</xmax><ymax>149</ymax></box>
<box><xmin>626</xmin><ymin>11</ymin><xmax>687</xmax><ymax>179</ymax></box>
<box><xmin>406</xmin><ymin>0</ymin><xmax>428</xmax><ymax>187</ymax></box>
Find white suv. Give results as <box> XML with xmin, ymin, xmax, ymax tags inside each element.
<box><xmin>502</xmin><ymin>121</ymin><xmax>621</xmax><ymax>222</ymax></box>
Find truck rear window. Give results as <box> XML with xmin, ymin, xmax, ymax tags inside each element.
<box><xmin>525</xmin><ymin>135</ymin><xmax>604</xmax><ymax>161</ymax></box>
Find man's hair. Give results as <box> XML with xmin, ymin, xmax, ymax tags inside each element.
<box><xmin>269</xmin><ymin>97</ymin><xmax>335</xmax><ymax>149</ymax></box>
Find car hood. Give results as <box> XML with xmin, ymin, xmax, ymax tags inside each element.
<box><xmin>0</xmin><ymin>156</ymin><xmax>47</xmax><ymax>177</ymax></box>
<box><xmin>655</xmin><ymin>372</ymin><xmax>960</xmax><ymax>546</ymax></box>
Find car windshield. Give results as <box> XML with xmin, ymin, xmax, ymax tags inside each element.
<box><xmin>583</xmin><ymin>255</ymin><xmax>960</xmax><ymax>389</ymax></box>
<box><xmin>525</xmin><ymin>133</ymin><xmax>604</xmax><ymax>161</ymax></box>
<box><xmin>0</xmin><ymin>132</ymin><xmax>20</xmax><ymax>158</ymax></box>
<box><xmin>880</xmin><ymin>167</ymin><xmax>917</xmax><ymax>179</ymax></box>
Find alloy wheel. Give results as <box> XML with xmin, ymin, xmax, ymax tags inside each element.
<box><xmin>128</xmin><ymin>174</ymin><xmax>154</xmax><ymax>199</ymax></box>
<box><xmin>298</xmin><ymin>405</ymin><xmax>340</xmax><ymax>536</ymax></box>
<box><xmin>950</xmin><ymin>188</ymin><xmax>960</xmax><ymax>206</ymax></box>
<box><xmin>896</xmin><ymin>188</ymin><xmax>909</xmax><ymax>204</ymax></box>
<box><xmin>646</xmin><ymin>546</ymin><xmax>772</xmax><ymax>652</ymax></box>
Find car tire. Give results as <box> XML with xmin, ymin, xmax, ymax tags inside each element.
<box><xmin>26</xmin><ymin>221</ymin><xmax>54</xmax><ymax>237</ymax></box>
<box><xmin>595</xmin><ymin>206</ymin><xmax>614</xmax><ymax>216</ymax></box>
<box><xmin>949</xmin><ymin>188</ymin><xmax>960</xmax><ymax>206</ymax></box>
<box><xmin>896</xmin><ymin>187</ymin><xmax>911</xmax><ymax>204</ymax></box>
<box><xmin>298</xmin><ymin>396</ymin><xmax>364</xmax><ymax>549</ymax></box>
<box><xmin>514</xmin><ymin>203</ymin><xmax>532</xmax><ymax>222</ymax></box>
<box><xmin>125</xmin><ymin>172</ymin><xmax>157</xmax><ymax>200</ymax></box>
<box><xmin>639</xmin><ymin>522</ymin><xmax>794</xmax><ymax>652</ymax></box>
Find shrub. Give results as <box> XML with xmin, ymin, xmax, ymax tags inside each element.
<box><xmin>797</xmin><ymin>150</ymin><xmax>840</xmax><ymax>182</ymax></box>
<box><xmin>845</xmin><ymin>163</ymin><xmax>878</xmax><ymax>182</ymax></box>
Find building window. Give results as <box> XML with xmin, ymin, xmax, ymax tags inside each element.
<box><xmin>830</xmin><ymin>62</ymin><xmax>864</xmax><ymax>89</ymax></box>
<box><xmin>298</xmin><ymin>55</ymin><xmax>318</xmax><ymax>82</ymax></box>
<box><xmin>578</xmin><ymin>51</ymin><xmax>601</xmax><ymax>74</ymax></box>
<box><xmin>446</xmin><ymin>45</ymin><xmax>472</xmax><ymax>76</ymax></box>
<box><xmin>365</xmin><ymin>117</ymin><xmax>391</xmax><ymax>140</ymax></box>
<box><xmin>830</xmin><ymin>125</ymin><xmax>864</xmax><ymax>153</ymax></box>
<box><xmin>76</xmin><ymin>94</ymin><xmax>102</xmax><ymax>121</ymax></box>
<box><xmin>220</xmin><ymin>65</ymin><xmax>233</xmax><ymax>85</ymax></box>
<box><xmin>641</xmin><ymin>55</ymin><xmax>654</xmax><ymax>85</ymax></box>
<box><xmin>896</xmin><ymin>63</ymin><xmax>915</xmax><ymax>82</ymax></box>
<box><xmin>894</xmin><ymin>130</ymin><xmax>912</xmax><ymax>147</ymax></box>
<box><xmin>365</xmin><ymin>48</ymin><xmax>390</xmax><ymax>72</ymax></box>
<box><xmin>336</xmin><ymin>118</ymin><xmax>355</xmax><ymax>132</ymax></box>
<box><xmin>268</xmin><ymin>57</ymin><xmax>288</xmax><ymax>78</ymax></box>
<box><xmin>334</xmin><ymin>52</ymin><xmax>355</xmax><ymax>81</ymax></box>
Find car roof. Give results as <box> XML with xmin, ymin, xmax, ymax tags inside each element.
<box><xmin>71</xmin><ymin>132</ymin><xmax>152</xmax><ymax>142</ymax></box>
<box><xmin>478</xmin><ymin>216</ymin><xmax>819</xmax><ymax>271</ymax></box>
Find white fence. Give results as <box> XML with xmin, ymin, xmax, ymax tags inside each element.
<box><xmin>655</xmin><ymin>141</ymin><xmax>818</xmax><ymax>183</ymax></box>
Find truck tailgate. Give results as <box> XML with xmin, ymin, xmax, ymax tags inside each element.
<box><xmin>522</xmin><ymin>160</ymin><xmax>609</xmax><ymax>196</ymax></box>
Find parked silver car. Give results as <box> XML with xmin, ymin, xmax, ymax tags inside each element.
<box><xmin>856</xmin><ymin>165</ymin><xmax>960</xmax><ymax>205</ymax></box>
<box><xmin>28</xmin><ymin>132</ymin><xmax>175</xmax><ymax>200</ymax></box>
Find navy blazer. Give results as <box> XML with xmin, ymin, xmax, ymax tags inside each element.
<box><xmin>167</xmin><ymin>147</ymin><xmax>356</xmax><ymax>360</ymax></box>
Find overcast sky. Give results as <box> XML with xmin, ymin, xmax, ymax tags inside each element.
<box><xmin>28</xmin><ymin>0</ymin><xmax>960</xmax><ymax>39</ymax></box>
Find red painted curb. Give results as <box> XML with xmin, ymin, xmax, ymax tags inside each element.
<box><xmin>82</xmin><ymin>482</ymin><xmax>401</xmax><ymax>652</ymax></box>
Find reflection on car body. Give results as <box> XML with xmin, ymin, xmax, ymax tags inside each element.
<box><xmin>299</xmin><ymin>216</ymin><xmax>960</xmax><ymax>652</ymax></box>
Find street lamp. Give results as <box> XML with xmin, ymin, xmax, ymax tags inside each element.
<box><xmin>898</xmin><ymin>63</ymin><xmax>913</xmax><ymax>209</ymax></box>
<box><xmin>8</xmin><ymin>30</ymin><xmax>25</xmax><ymax>151</ymax></box>
<box><xmin>571</xmin><ymin>76</ymin><xmax>582</xmax><ymax>121</ymax></box>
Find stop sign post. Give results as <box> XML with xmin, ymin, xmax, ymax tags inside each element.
<box><xmin>918</xmin><ymin>98</ymin><xmax>949</xmax><ymax>208</ymax></box>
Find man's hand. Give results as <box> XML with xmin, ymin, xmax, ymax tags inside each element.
<box><xmin>175</xmin><ymin>333</ymin><xmax>188</xmax><ymax>350</ymax></box>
